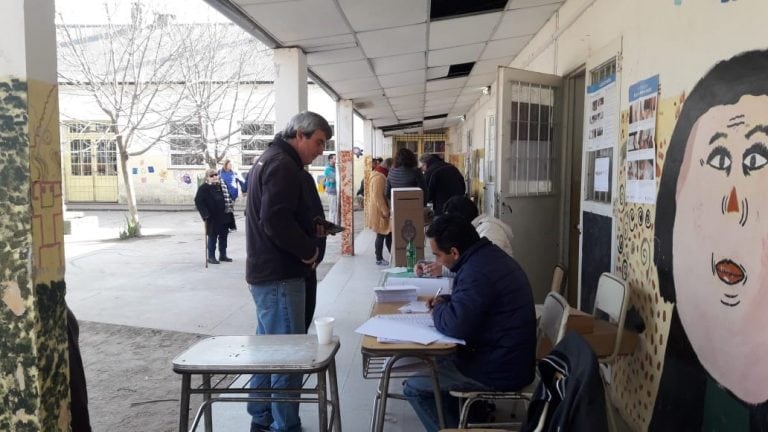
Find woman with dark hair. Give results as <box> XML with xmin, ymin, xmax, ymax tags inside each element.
<box><xmin>652</xmin><ymin>49</ymin><xmax>768</xmax><ymax>430</ymax></box>
<box><xmin>385</xmin><ymin>147</ymin><xmax>426</xmax><ymax>200</ymax></box>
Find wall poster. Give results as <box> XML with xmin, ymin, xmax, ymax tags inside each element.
<box><xmin>586</xmin><ymin>74</ymin><xmax>618</xmax><ymax>152</ymax></box>
<box><xmin>626</xmin><ymin>74</ymin><xmax>659</xmax><ymax>203</ymax></box>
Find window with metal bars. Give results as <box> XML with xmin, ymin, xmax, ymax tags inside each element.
<box><xmin>507</xmin><ymin>82</ymin><xmax>556</xmax><ymax>196</ymax></box>
<box><xmin>168</xmin><ymin>121</ymin><xmax>205</xmax><ymax>167</ymax></box>
<box><xmin>584</xmin><ymin>59</ymin><xmax>617</xmax><ymax>203</ymax></box>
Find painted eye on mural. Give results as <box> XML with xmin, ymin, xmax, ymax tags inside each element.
<box><xmin>741</xmin><ymin>142</ymin><xmax>768</xmax><ymax>175</ymax></box>
<box><xmin>706</xmin><ymin>145</ymin><xmax>732</xmax><ymax>175</ymax></box>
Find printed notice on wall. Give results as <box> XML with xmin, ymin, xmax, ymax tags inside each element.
<box><xmin>586</xmin><ymin>74</ymin><xmax>618</xmax><ymax>151</ymax></box>
<box><xmin>594</xmin><ymin>157</ymin><xmax>610</xmax><ymax>192</ymax></box>
<box><xmin>626</xmin><ymin>75</ymin><xmax>659</xmax><ymax>204</ymax></box>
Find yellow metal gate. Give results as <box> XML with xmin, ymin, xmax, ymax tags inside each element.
<box><xmin>64</xmin><ymin>122</ymin><xmax>118</xmax><ymax>202</ymax></box>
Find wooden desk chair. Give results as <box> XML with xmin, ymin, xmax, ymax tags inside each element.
<box><xmin>549</xmin><ymin>264</ymin><xmax>567</xmax><ymax>295</ymax></box>
<box><xmin>592</xmin><ymin>273</ymin><xmax>628</xmax><ymax>432</ymax></box>
<box><xmin>450</xmin><ymin>292</ymin><xmax>571</xmax><ymax>429</ymax></box>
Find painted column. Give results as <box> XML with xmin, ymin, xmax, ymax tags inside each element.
<box><xmin>336</xmin><ymin>99</ymin><xmax>354</xmax><ymax>256</ymax></box>
<box><xmin>1</xmin><ymin>0</ymin><xmax>70</xmax><ymax>430</ymax></box>
<box><xmin>273</xmin><ymin>48</ymin><xmax>307</xmax><ymax>131</ymax></box>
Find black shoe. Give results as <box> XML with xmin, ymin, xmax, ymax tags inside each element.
<box><xmin>219</xmin><ymin>256</ymin><xmax>233</xmax><ymax>262</ymax></box>
<box><xmin>249</xmin><ymin>423</ymin><xmax>270</xmax><ymax>432</ymax></box>
<box><xmin>207</xmin><ymin>257</ymin><xmax>220</xmax><ymax>264</ymax></box>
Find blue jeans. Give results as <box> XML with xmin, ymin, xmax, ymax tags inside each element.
<box><xmin>247</xmin><ymin>278</ymin><xmax>306</xmax><ymax>432</ymax></box>
<box><xmin>403</xmin><ymin>358</ymin><xmax>491</xmax><ymax>432</ymax></box>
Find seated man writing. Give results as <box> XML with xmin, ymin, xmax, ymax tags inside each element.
<box><xmin>403</xmin><ymin>214</ymin><xmax>537</xmax><ymax>431</ymax></box>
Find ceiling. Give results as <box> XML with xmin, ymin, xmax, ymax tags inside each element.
<box><xmin>204</xmin><ymin>0</ymin><xmax>564</xmax><ymax>134</ymax></box>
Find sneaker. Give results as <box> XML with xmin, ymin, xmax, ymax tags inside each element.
<box><xmin>219</xmin><ymin>256</ymin><xmax>233</xmax><ymax>262</ymax></box>
<box><xmin>376</xmin><ymin>259</ymin><xmax>389</xmax><ymax>266</ymax></box>
<box><xmin>207</xmin><ymin>257</ymin><xmax>220</xmax><ymax>264</ymax></box>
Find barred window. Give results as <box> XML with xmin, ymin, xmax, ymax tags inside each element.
<box><xmin>240</xmin><ymin>121</ymin><xmax>275</xmax><ymax>167</ymax></box>
<box><xmin>70</xmin><ymin>139</ymin><xmax>92</xmax><ymax>176</ymax></box>
<box><xmin>169</xmin><ymin>122</ymin><xmax>205</xmax><ymax>167</ymax></box>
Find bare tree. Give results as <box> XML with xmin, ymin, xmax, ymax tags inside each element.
<box><xmin>170</xmin><ymin>23</ymin><xmax>274</xmax><ymax>169</ymax></box>
<box><xmin>57</xmin><ymin>2</ymin><xmax>188</xmax><ymax>234</ymax></box>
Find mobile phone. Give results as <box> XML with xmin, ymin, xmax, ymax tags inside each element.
<box><xmin>313</xmin><ymin>217</ymin><xmax>346</xmax><ymax>235</ymax></box>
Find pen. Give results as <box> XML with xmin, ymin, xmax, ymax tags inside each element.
<box><xmin>434</xmin><ymin>286</ymin><xmax>443</xmax><ymax>298</ymax></box>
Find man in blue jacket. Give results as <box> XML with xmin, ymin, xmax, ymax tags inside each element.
<box><xmin>404</xmin><ymin>214</ymin><xmax>537</xmax><ymax>431</ymax></box>
<box><xmin>245</xmin><ymin>111</ymin><xmax>332</xmax><ymax>432</ymax></box>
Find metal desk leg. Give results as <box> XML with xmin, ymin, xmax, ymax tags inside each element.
<box><xmin>328</xmin><ymin>357</ymin><xmax>342</xmax><ymax>432</ymax></box>
<box><xmin>373</xmin><ymin>355</ymin><xmax>396</xmax><ymax>432</ymax></box>
<box><xmin>318</xmin><ymin>369</ymin><xmax>328</xmax><ymax>432</ymax></box>
<box><xmin>202</xmin><ymin>373</ymin><xmax>213</xmax><ymax>432</ymax></box>
<box><xmin>179</xmin><ymin>374</ymin><xmax>191</xmax><ymax>432</ymax></box>
<box><xmin>426</xmin><ymin>358</ymin><xmax>446</xmax><ymax>430</ymax></box>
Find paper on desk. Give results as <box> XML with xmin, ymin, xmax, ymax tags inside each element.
<box><xmin>355</xmin><ymin>316</ymin><xmax>438</xmax><ymax>345</ymax></box>
<box><xmin>398</xmin><ymin>301</ymin><xmax>430</xmax><ymax>313</ymax></box>
<box><xmin>385</xmin><ymin>276</ymin><xmax>452</xmax><ymax>296</ymax></box>
<box><xmin>381</xmin><ymin>267</ymin><xmax>408</xmax><ymax>273</ymax></box>
<box><xmin>376</xmin><ymin>314</ymin><xmax>466</xmax><ymax>345</ymax></box>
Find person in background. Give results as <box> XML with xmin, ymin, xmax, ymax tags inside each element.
<box><xmin>385</xmin><ymin>148</ymin><xmax>426</xmax><ymax>202</ymax></box>
<box><xmin>324</xmin><ymin>154</ymin><xmax>338</xmax><ymax>224</ymax></box>
<box><xmin>367</xmin><ymin>157</ymin><xmax>393</xmax><ymax>266</ymax></box>
<box><xmin>195</xmin><ymin>168</ymin><xmax>234</xmax><ymax>264</ymax></box>
<box><xmin>419</xmin><ymin>153</ymin><xmax>466</xmax><ymax>216</ymax></box>
<box><xmin>245</xmin><ymin>111</ymin><xmax>332</xmax><ymax>432</ymax></box>
<box><xmin>219</xmin><ymin>159</ymin><xmax>246</xmax><ymax>202</ymax></box>
<box><xmin>67</xmin><ymin>305</ymin><xmax>92</xmax><ymax>432</ymax></box>
<box><xmin>404</xmin><ymin>214</ymin><xmax>537</xmax><ymax>431</ymax></box>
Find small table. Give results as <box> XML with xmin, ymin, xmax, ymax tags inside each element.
<box><xmin>360</xmin><ymin>300</ymin><xmax>456</xmax><ymax>432</ymax></box>
<box><xmin>173</xmin><ymin>335</ymin><xmax>342</xmax><ymax>432</ymax></box>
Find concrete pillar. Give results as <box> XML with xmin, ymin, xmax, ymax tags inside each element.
<box><xmin>363</xmin><ymin>119</ymin><xmax>374</xmax><ymax>157</ymax></box>
<box><xmin>1</xmin><ymin>0</ymin><xmax>70</xmax><ymax>430</ymax></box>
<box><xmin>336</xmin><ymin>99</ymin><xmax>354</xmax><ymax>256</ymax></box>
<box><xmin>274</xmin><ymin>48</ymin><xmax>307</xmax><ymax>131</ymax></box>
<box><xmin>382</xmin><ymin>135</ymin><xmax>393</xmax><ymax>158</ymax></box>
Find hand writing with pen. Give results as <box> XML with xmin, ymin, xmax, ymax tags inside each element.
<box><xmin>427</xmin><ymin>286</ymin><xmax>447</xmax><ymax>310</ymax></box>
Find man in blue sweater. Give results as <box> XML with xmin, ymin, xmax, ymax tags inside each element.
<box><xmin>403</xmin><ymin>214</ymin><xmax>537</xmax><ymax>431</ymax></box>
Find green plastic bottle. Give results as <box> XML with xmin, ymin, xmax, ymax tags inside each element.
<box><xmin>406</xmin><ymin>239</ymin><xmax>416</xmax><ymax>272</ymax></box>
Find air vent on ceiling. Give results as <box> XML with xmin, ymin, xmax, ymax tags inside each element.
<box><xmin>447</xmin><ymin>62</ymin><xmax>475</xmax><ymax>78</ymax></box>
<box><xmin>424</xmin><ymin>114</ymin><xmax>448</xmax><ymax>120</ymax></box>
<box><xmin>430</xmin><ymin>0</ymin><xmax>508</xmax><ymax>20</ymax></box>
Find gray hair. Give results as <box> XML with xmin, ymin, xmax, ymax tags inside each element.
<box><xmin>381</xmin><ymin>158</ymin><xmax>393</xmax><ymax>169</ymax></box>
<box><xmin>281</xmin><ymin>111</ymin><xmax>333</xmax><ymax>141</ymax></box>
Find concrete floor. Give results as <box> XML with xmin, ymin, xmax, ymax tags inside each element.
<box><xmin>65</xmin><ymin>209</ymin><xmax>424</xmax><ymax>431</ymax></box>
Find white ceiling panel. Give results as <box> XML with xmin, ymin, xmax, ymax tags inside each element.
<box><xmin>343</xmin><ymin>89</ymin><xmax>385</xmax><ymax>99</ymax></box>
<box><xmin>328</xmin><ymin>76</ymin><xmax>380</xmax><ymax>93</ymax></box>
<box><xmin>395</xmin><ymin>108</ymin><xmax>424</xmax><ymax>117</ymax></box>
<box><xmin>307</xmin><ymin>47</ymin><xmax>365</xmax><ymax>66</ymax></box>
<box><xmin>292</xmin><ymin>34</ymin><xmax>357</xmax><ymax>52</ymax></box>
<box><xmin>370</xmin><ymin>52</ymin><xmax>426</xmax><ymax>75</ymax></box>
<box><xmin>427</xmin><ymin>43</ymin><xmax>484</xmax><ymax>67</ymax></box>
<box><xmin>242</xmin><ymin>0</ymin><xmax>349</xmax><ymax>43</ymax></box>
<box><xmin>357</xmin><ymin>24</ymin><xmax>427</xmax><ymax>58</ymax></box>
<box><xmin>426</xmin><ymin>77</ymin><xmax>467</xmax><ymax>92</ymax></box>
<box><xmin>472</xmin><ymin>56</ymin><xmax>515</xmax><ymax>75</ymax></box>
<box><xmin>422</xmin><ymin>118</ymin><xmax>446</xmax><ymax>128</ymax></box>
<box><xmin>466</xmin><ymin>72</ymin><xmax>498</xmax><ymax>87</ymax></box>
<box><xmin>481</xmin><ymin>36</ymin><xmax>531</xmax><ymax>59</ymax></box>
<box><xmin>425</xmin><ymin>87</ymin><xmax>461</xmax><ymax>101</ymax></box>
<box><xmin>428</xmin><ymin>12</ymin><xmax>501</xmax><ymax>50</ymax></box>
<box><xmin>493</xmin><ymin>4</ymin><xmax>561</xmax><ymax>39</ymax></box>
<box><xmin>426</xmin><ymin>66</ymin><xmax>450</xmax><ymax>80</ymax></box>
<box><xmin>312</xmin><ymin>60</ymin><xmax>373</xmax><ymax>82</ymax></box>
<box><xmin>338</xmin><ymin>0</ymin><xmax>428</xmax><ymax>32</ymax></box>
<box><xmin>379</xmin><ymin>69</ymin><xmax>425</xmax><ymax>88</ymax></box>
<box><xmin>507</xmin><ymin>0</ymin><xmax>564</xmax><ymax>10</ymax></box>
<box><xmin>384</xmin><ymin>83</ymin><xmax>425</xmax><ymax>97</ymax></box>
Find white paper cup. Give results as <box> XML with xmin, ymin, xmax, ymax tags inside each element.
<box><xmin>314</xmin><ymin>317</ymin><xmax>335</xmax><ymax>344</ymax></box>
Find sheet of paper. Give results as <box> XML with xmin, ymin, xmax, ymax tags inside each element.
<box><xmin>381</xmin><ymin>267</ymin><xmax>408</xmax><ymax>273</ymax></box>
<box><xmin>376</xmin><ymin>314</ymin><xmax>466</xmax><ymax>345</ymax></box>
<box><xmin>355</xmin><ymin>317</ymin><xmax>438</xmax><ymax>345</ymax></box>
<box><xmin>398</xmin><ymin>301</ymin><xmax>430</xmax><ymax>313</ymax></box>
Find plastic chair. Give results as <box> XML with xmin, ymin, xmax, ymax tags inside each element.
<box><xmin>592</xmin><ymin>273</ymin><xmax>628</xmax><ymax>432</ymax></box>
<box><xmin>549</xmin><ymin>264</ymin><xmax>566</xmax><ymax>295</ymax></box>
<box><xmin>450</xmin><ymin>292</ymin><xmax>571</xmax><ymax>429</ymax></box>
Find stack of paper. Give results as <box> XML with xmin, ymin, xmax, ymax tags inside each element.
<box><xmin>373</xmin><ymin>286</ymin><xmax>417</xmax><ymax>303</ymax></box>
<box><xmin>385</xmin><ymin>276</ymin><xmax>452</xmax><ymax>296</ymax></box>
<box><xmin>354</xmin><ymin>313</ymin><xmax>466</xmax><ymax>345</ymax></box>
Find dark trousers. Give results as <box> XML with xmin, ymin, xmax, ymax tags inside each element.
<box><xmin>375</xmin><ymin>233</ymin><xmax>392</xmax><ymax>261</ymax></box>
<box><xmin>67</xmin><ymin>307</ymin><xmax>92</xmax><ymax>432</ymax></box>
<box><xmin>207</xmin><ymin>230</ymin><xmax>229</xmax><ymax>259</ymax></box>
<box><xmin>304</xmin><ymin>271</ymin><xmax>317</xmax><ymax>333</ymax></box>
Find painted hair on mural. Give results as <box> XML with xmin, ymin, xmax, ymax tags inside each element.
<box><xmin>654</xmin><ymin>48</ymin><xmax>768</xmax><ymax>303</ymax></box>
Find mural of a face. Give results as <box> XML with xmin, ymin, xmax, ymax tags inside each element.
<box><xmin>672</xmin><ymin>94</ymin><xmax>768</xmax><ymax>404</ymax></box>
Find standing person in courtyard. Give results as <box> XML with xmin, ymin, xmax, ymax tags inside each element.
<box><xmin>419</xmin><ymin>153</ymin><xmax>466</xmax><ymax>217</ymax></box>
<box><xmin>404</xmin><ymin>214</ymin><xmax>536</xmax><ymax>431</ymax></box>
<box><xmin>194</xmin><ymin>168</ymin><xmax>234</xmax><ymax>264</ymax></box>
<box><xmin>367</xmin><ymin>157</ymin><xmax>393</xmax><ymax>266</ymax></box>
<box><xmin>324</xmin><ymin>153</ymin><xmax>338</xmax><ymax>224</ymax></box>
<box><xmin>219</xmin><ymin>159</ymin><xmax>246</xmax><ymax>203</ymax></box>
<box><xmin>300</xmin><ymin>169</ymin><xmax>327</xmax><ymax>332</ymax></box>
<box><xmin>244</xmin><ymin>111</ymin><xmax>333</xmax><ymax>432</ymax></box>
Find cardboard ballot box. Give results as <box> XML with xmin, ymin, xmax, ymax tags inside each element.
<box><xmin>390</xmin><ymin>187</ymin><xmax>425</xmax><ymax>267</ymax></box>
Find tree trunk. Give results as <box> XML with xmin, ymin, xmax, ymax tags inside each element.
<box><xmin>117</xmin><ymin>136</ymin><xmax>142</xmax><ymax>236</ymax></box>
